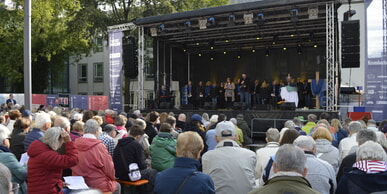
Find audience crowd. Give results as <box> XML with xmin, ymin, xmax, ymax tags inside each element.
<box><xmin>1</xmin><ymin>101</ymin><xmax>387</xmax><ymax>194</ymax></box>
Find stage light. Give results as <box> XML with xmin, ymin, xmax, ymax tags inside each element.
<box><xmin>297</xmin><ymin>44</ymin><xmax>302</xmax><ymax>55</ymax></box>
<box><xmin>313</xmin><ymin>42</ymin><xmax>318</xmax><ymax>48</ymax></box>
<box><xmin>182</xmin><ymin>44</ymin><xmax>187</xmax><ymax>52</ymax></box>
<box><xmin>290</xmin><ymin>9</ymin><xmax>299</xmax><ymax>22</ymax></box>
<box><xmin>158</xmin><ymin>24</ymin><xmax>166</xmax><ymax>34</ymax></box>
<box><xmin>228</xmin><ymin>14</ymin><xmax>236</xmax><ymax>26</ymax></box>
<box><xmin>343</xmin><ymin>10</ymin><xmax>356</xmax><ymax>21</ymax></box>
<box><xmin>265</xmin><ymin>47</ymin><xmax>270</xmax><ymax>56</ymax></box>
<box><xmin>210</xmin><ymin>54</ymin><xmax>214</xmax><ymax>61</ymax></box>
<box><xmin>283</xmin><ymin>45</ymin><xmax>287</xmax><ymax>51</ymax></box>
<box><xmin>256</xmin><ymin>13</ymin><xmax>264</xmax><ymax>26</ymax></box>
<box><xmin>290</xmin><ymin>34</ymin><xmax>295</xmax><ymax>37</ymax></box>
<box><xmin>185</xmin><ymin>20</ymin><xmax>191</xmax><ymax>32</ymax></box>
<box><xmin>196</xmin><ymin>42</ymin><xmax>200</xmax><ymax>46</ymax></box>
<box><xmin>225</xmin><ymin>39</ymin><xmax>229</xmax><ymax>43</ymax></box>
<box><xmin>252</xmin><ymin>48</ymin><xmax>256</xmax><ymax>53</ymax></box>
<box><xmin>209</xmin><ymin>40</ymin><xmax>215</xmax><ymax>50</ymax></box>
<box><xmin>199</xmin><ymin>18</ymin><xmax>207</xmax><ymax>29</ymax></box>
<box><xmin>237</xmin><ymin>51</ymin><xmax>242</xmax><ymax>59</ymax></box>
<box><xmin>308</xmin><ymin>7</ymin><xmax>319</xmax><ymax>19</ymax></box>
<box><xmin>244</xmin><ymin>13</ymin><xmax>253</xmax><ymax>25</ymax></box>
<box><xmin>272</xmin><ymin>35</ymin><xmax>278</xmax><ymax>45</ymax></box>
<box><xmin>207</xmin><ymin>17</ymin><xmax>216</xmax><ymax>27</ymax></box>
<box><xmin>198</xmin><ymin>53</ymin><xmax>202</xmax><ymax>57</ymax></box>
<box><xmin>150</xmin><ymin>27</ymin><xmax>158</xmax><ymax>37</ymax></box>
<box><xmin>223</xmin><ymin>49</ymin><xmax>227</xmax><ymax>55</ymax></box>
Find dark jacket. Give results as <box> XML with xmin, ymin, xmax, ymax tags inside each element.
<box><xmin>183</xmin><ymin>123</ymin><xmax>207</xmax><ymax>154</ymax></box>
<box><xmin>239</xmin><ymin>77</ymin><xmax>251</xmax><ymax>92</ymax></box>
<box><xmin>210</xmin><ymin>86</ymin><xmax>218</xmax><ymax>98</ymax></box>
<box><xmin>332</xmin><ymin>128</ymin><xmax>348</xmax><ymax>148</ymax></box>
<box><xmin>10</xmin><ymin>127</ymin><xmax>27</xmax><ymax>161</ymax></box>
<box><xmin>260</xmin><ymin>86</ymin><xmax>271</xmax><ymax>100</ymax></box>
<box><xmin>176</xmin><ymin>120</ymin><xmax>186</xmax><ymax>130</ymax></box>
<box><xmin>113</xmin><ymin>137</ymin><xmax>147</xmax><ymax>181</ymax></box>
<box><xmin>336</xmin><ymin>167</ymin><xmax>387</xmax><ymax>194</ymax></box>
<box><xmin>336</xmin><ymin>152</ymin><xmax>356</xmax><ymax>183</ymax></box>
<box><xmin>236</xmin><ymin>118</ymin><xmax>252</xmax><ymax>145</ymax></box>
<box><xmin>145</xmin><ymin>122</ymin><xmax>158</xmax><ymax>144</ymax></box>
<box><xmin>154</xmin><ymin>157</ymin><xmax>215</xmax><ymax>194</ymax></box>
<box><xmin>249</xmin><ymin>176</ymin><xmax>319</xmax><ymax>194</ymax></box>
<box><xmin>23</xmin><ymin>128</ymin><xmax>43</xmax><ymax>152</ymax></box>
<box><xmin>27</xmin><ymin>141</ymin><xmax>78</xmax><ymax>194</ymax></box>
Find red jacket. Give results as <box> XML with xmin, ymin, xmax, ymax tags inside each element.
<box><xmin>72</xmin><ymin>137</ymin><xmax>116</xmax><ymax>192</ymax></box>
<box><xmin>27</xmin><ymin>141</ymin><xmax>78</xmax><ymax>194</ymax></box>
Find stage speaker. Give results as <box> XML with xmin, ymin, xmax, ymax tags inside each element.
<box><xmin>253</xmin><ymin>104</ymin><xmax>271</xmax><ymax>110</ymax></box>
<box><xmin>341</xmin><ymin>20</ymin><xmax>360</xmax><ymax>68</ymax></box>
<box><xmin>233</xmin><ymin>102</ymin><xmax>246</xmax><ymax>110</ymax></box>
<box><xmin>181</xmin><ymin>104</ymin><xmax>193</xmax><ymax>110</ymax></box>
<box><xmin>280</xmin><ymin>102</ymin><xmax>296</xmax><ymax>110</ymax></box>
<box><xmin>159</xmin><ymin>102</ymin><xmax>170</xmax><ymax>109</ymax></box>
<box><xmin>204</xmin><ymin>102</ymin><xmax>215</xmax><ymax>109</ymax></box>
<box><xmin>122</xmin><ymin>37</ymin><xmax>139</xmax><ymax>79</ymax></box>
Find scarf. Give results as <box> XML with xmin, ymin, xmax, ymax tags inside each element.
<box><xmin>353</xmin><ymin>160</ymin><xmax>387</xmax><ymax>173</ymax></box>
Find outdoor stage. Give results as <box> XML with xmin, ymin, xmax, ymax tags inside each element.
<box><xmin>149</xmin><ymin>107</ymin><xmax>339</xmax><ymax>141</ymax></box>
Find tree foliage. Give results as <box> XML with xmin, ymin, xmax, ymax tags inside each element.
<box><xmin>0</xmin><ymin>0</ymin><xmax>228</xmax><ymax>93</ymax></box>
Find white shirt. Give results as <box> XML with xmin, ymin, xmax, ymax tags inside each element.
<box><xmin>339</xmin><ymin>133</ymin><xmax>358</xmax><ymax>161</ymax></box>
<box><xmin>255</xmin><ymin>142</ymin><xmax>280</xmax><ymax>179</ymax></box>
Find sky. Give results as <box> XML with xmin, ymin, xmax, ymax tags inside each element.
<box><xmin>367</xmin><ymin>0</ymin><xmax>384</xmax><ymax>58</ymax></box>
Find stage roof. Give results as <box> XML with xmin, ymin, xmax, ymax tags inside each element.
<box><xmin>133</xmin><ymin>0</ymin><xmax>340</xmax><ymax>52</ymax></box>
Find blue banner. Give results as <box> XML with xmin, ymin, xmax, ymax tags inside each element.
<box><xmin>109</xmin><ymin>31</ymin><xmax>123</xmax><ymax>112</ymax></box>
<box><xmin>46</xmin><ymin>95</ymin><xmax>57</xmax><ymax>107</ymax></box>
<box><xmin>70</xmin><ymin>95</ymin><xmax>88</xmax><ymax>110</ymax></box>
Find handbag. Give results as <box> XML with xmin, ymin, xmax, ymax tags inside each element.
<box><xmin>119</xmin><ymin>147</ymin><xmax>142</xmax><ymax>181</ymax></box>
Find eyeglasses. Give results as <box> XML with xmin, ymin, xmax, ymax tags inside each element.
<box><xmin>9</xmin><ymin>183</ymin><xmax>19</xmax><ymax>194</ymax></box>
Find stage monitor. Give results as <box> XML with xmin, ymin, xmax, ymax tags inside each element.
<box><xmin>341</xmin><ymin>20</ymin><xmax>360</xmax><ymax>68</ymax></box>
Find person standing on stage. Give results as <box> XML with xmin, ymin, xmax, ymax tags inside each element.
<box><xmin>303</xmin><ymin>79</ymin><xmax>312</xmax><ymax>109</ymax></box>
<box><xmin>187</xmin><ymin>81</ymin><xmax>194</xmax><ymax>105</ymax></box>
<box><xmin>210</xmin><ymin>82</ymin><xmax>218</xmax><ymax>108</ymax></box>
<box><xmin>252</xmin><ymin>80</ymin><xmax>260</xmax><ymax>106</ymax></box>
<box><xmin>239</xmin><ymin>73</ymin><xmax>251</xmax><ymax>109</ymax></box>
<box><xmin>297</xmin><ymin>78</ymin><xmax>305</xmax><ymax>108</ymax></box>
<box><xmin>196</xmin><ymin>81</ymin><xmax>205</xmax><ymax>108</ymax></box>
<box><xmin>6</xmin><ymin>94</ymin><xmax>16</xmax><ymax>109</ymax></box>
<box><xmin>270</xmin><ymin>80</ymin><xmax>280</xmax><ymax>108</ymax></box>
<box><xmin>218</xmin><ymin>82</ymin><xmax>225</xmax><ymax>109</ymax></box>
<box><xmin>224</xmin><ymin>78</ymin><xmax>235</xmax><ymax>109</ymax></box>
<box><xmin>260</xmin><ymin>80</ymin><xmax>271</xmax><ymax>105</ymax></box>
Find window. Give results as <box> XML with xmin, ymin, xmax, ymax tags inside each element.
<box><xmin>94</xmin><ymin>37</ymin><xmax>103</xmax><ymax>53</ymax></box>
<box><xmin>78</xmin><ymin>63</ymin><xmax>87</xmax><ymax>83</ymax></box>
<box><xmin>93</xmin><ymin>63</ymin><xmax>104</xmax><ymax>82</ymax></box>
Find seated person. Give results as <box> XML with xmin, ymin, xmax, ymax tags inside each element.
<box><xmin>113</xmin><ymin>125</ymin><xmax>157</xmax><ymax>194</ymax></box>
<box><xmin>150</xmin><ymin>123</ymin><xmax>177</xmax><ymax>172</ymax></box>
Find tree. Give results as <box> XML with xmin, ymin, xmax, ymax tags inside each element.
<box><xmin>0</xmin><ymin>0</ymin><xmax>96</xmax><ymax>93</ymax></box>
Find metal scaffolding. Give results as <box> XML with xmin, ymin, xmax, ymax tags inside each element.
<box><xmin>138</xmin><ymin>26</ymin><xmax>145</xmax><ymax>110</ymax></box>
<box><xmin>326</xmin><ymin>2</ymin><xmax>338</xmax><ymax>111</ymax></box>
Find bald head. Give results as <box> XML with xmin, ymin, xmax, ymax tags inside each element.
<box><xmin>178</xmin><ymin>113</ymin><xmax>186</xmax><ymax>122</ymax></box>
<box><xmin>54</xmin><ymin>116</ymin><xmax>71</xmax><ymax>132</ymax></box>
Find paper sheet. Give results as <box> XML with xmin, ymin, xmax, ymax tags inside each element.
<box><xmin>19</xmin><ymin>153</ymin><xmax>29</xmax><ymax>165</ymax></box>
<box><xmin>63</xmin><ymin>176</ymin><xmax>89</xmax><ymax>190</ymax></box>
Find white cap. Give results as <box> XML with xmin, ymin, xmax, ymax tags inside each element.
<box><xmin>215</xmin><ymin>121</ymin><xmax>236</xmax><ymax>137</ymax></box>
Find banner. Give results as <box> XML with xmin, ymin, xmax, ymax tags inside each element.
<box><xmin>88</xmin><ymin>96</ymin><xmax>108</xmax><ymax>111</ymax></box>
<box><xmin>70</xmin><ymin>95</ymin><xmax>88</xmax><ymax>110</ymax></box>
<box><xmin>32</xmin><ymin>94</ymin><xmax>47</xmax><ymax>109</ymax></box>
<box><xmin>46</xmin><ymin>95</ymin><xmax>57</xmax><ymax>107</ymax></box>
<box><xmin>109</xmin><ymin>30</ymin><xmax>123</xmax><ymax>112</ymax></box>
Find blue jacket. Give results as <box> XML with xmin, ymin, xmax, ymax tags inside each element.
<box><xmin>154</xmin><ymin>157</ymin><xmax>215</xmax><ymax>194</ymax></box>
<box><xmin>336</xmin><ymin>167</ymin><xmax>387</xmax><ymax>194</ymax></box>
<box><xmin>0</xmin><ymin>146</ymin><xmax>27</xmax><ymax>194</ymax></box>
<box><xmin>23</xmin><ymin>128</ymin><xmax>44</xmax><ymax>151</ymax></box>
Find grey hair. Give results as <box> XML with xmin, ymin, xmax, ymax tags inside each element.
<box><xmin>307</xmin><ymin>114</ymin><xmax>317</xmax><ymax>122</ymax></box>
<box><xmin>266</xmin><ymin>128</ymin><xmax>280</xmax><ymax>142</ymax></box>
<box><xmin>42</xmin><ymin>127</ymin><xmax>63</xmax><ymax>151</ymax></box>
<box><xmin>275</xmin><ymin>144</ymin><xmax>306</xmax><ymax>174</ymax></box>
<box><xmin>84</xmin><ymin>119</ymin><xmax>102</xmax><ymax>134</ymax></box>
<box><xmin>357</xmin><ymin>141</ymin><xmax>387</xmax><ymax>161</ymax></box>
<box><xmin>293</xmin><ymin>117</ymin><xmax>302</xmax><ymax>126</ymax></box>
<box><xmin>202</xmin><ymin>113</ymin><xmax>210</xmax><ymax>122</ymax></box>
<box><xmin>293</xmin><ymin>136</ymin><xmax>316</xmax><ymax>151</ymax></box>
<box><xmin>0</xmin><ymin>162</ymin><xmax>11</xmax><ymax>194</ymax></box>
<box><xmin>178</xmin><ymin>113</ymin><xmax>186</xmax><ymax>122</ymax></box>
<box><xmin>284</xmin><ymin>120</ymin><xmax>295</xmax><ymax>129</ymax></box>
<box><xmin>348</xmin><ymin>121</ymin><xmax>363</xmax><ymax>133</ymax></box>
<box><xmin>54</xmin><ymin>116</ymin><xmax>71</xmax><ymax>129</ymax></box>
<box><xmin>34</xmin><ymin>112</ymin><xmax>52</xmax><ymax>129</ymax></box>
<box><xmin>133</xmin><ymin>118</ymin><xmax>146</xmax><ymax>130</ymax></box>
<box><xmin>376</xmin><ymin>131</ymin><xmax>387</xmax><ymax>148</ymax></box>
<box><xmin>367</xmin><ymin>120</ymin><xmax>377</xmax><ymax>126</ymax></box>
<box><xmin>356</xmin><ymin>129</ymin><xmax>377</xmax><ymax>145</ymax></box>
<box><xmin>0</xmin><ymin>128</ymin><xmax>8</xmax><ymax>146</ymax></box>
